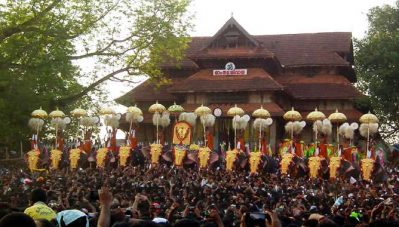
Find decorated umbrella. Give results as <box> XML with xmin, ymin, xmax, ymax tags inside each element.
<box><xmin>168</xmin><ymin>102</ymin><xmax>184</xmax><ymax>122</ymax></box>
<box><xmin>252</xmin><ymin>106</ymin><xmax>272</xmax><ymax>151</ymax></box>
<box><xmin>30</xmin><ymin>107</ymin><xmax>48</xmax><ymax>147</ymax></box>
<box><xmin>31</xmin><ymin>107</ymin><xmax>48</xmax><ymax>119</ymax></box>
<box><xmin>306</xmin><ymin>108</ymin><xmax>326</xmax><ymax>146</ymax></box>
<box><xmin>149</xmin><ymin>101</ymin><xmax>166</xmax><ymax>144</ymax></box>
<box><xmin>126</xmin><ymin>104</ymin><xmax>143</xmax><ymax>143</ymax></box>
<box><xmin>359</xmin><ymin>111</ymin><xmax>379</xmax><ymax>156</ymax></box>
<box><xmin>49</xmin><ymin>108</ymin><xmax>69</xmax><ymax>148</ymax></box>
<box><xmin>195</xmin><ymin>104</ymin><xmax>212</xmax><ymax>146</ymax></box>
<box><xmin>227</xmin><ymin>104</ymin><xmax>244</xmax><ymax>149</ymax></box>
<box><xmin>283</xmin><ymin>107</ymin><xmax>302</xmax><ymax>141</ymax></box>
<box><xmin>70</xmin><ymin>107</ymin><xmax>87</xmax><ymax>143</ymax></box>
<box><xmin>99</xmin><ymin>106</ymin><xmax>116</xmax><ymax>146</ymax></box>
<box><xmin>328</xmin><ymin>109</ymin><xmax>347</xmax><ymax>153</ymax></box>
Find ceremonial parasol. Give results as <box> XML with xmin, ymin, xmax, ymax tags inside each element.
<box><xmin>252</xmin><ymin>106</ymin><xmax>272</xmax><ymax>150</ymax></box>
<box><xmin>195</xmin><ymin>104</ymin><xmax>212</xmax><ymax>146</ymax></box>
<box><xmin>283</xmin><ymin>107</ymin><xmax>301</xmax><ymax>122</ymax></box>
<box><xmin>126</xmin><ymin>104</ymin><xmax>143</xmax><ymax>144</ymax></box>
<box><xmin>70</xmin><ymin>108</ymin><xmax>87</xmax><ymax>144</ymax></box>
<box><xmin>149</xmin><ymin>101</ymin><xmax>166</xmax><ymax>144</ymax></box>
<box><xmin>70</xmin><ymin>108</ymin><xmax>87</xmax><ymax>118</ymax></box>
<box><xmin>307</xmin><ymin>108</ymin><xmax>326</xmax><ymax>145</ymax></box>
<box><xmin>195</xmin><ymin>104</ymin><xmax>211</xmax><ymax>116</ymax></box>
<box><xmin>49</xmin><ymin>108</ymin><xmax>69</xmax><ymax>150</ymax></box>
<box><xmin>283</xmin><ymin>107</ymin><xmax>302</xmax><ymax>143</ymax></box>
<box><xmin>100</xmin><ymin>106</ymin><xmax>116</xmax><ymax>146</ymax></box>
<box><xmin>252</xmin><ymin>105</ymin><xmax>270</xmax><ymax>119</ymax></box>
<box><xmin>31</xmin><ymin>107</ymin><xmax>48</xmax><ymax>119</ymax></box>
<box><xmin>168</xmin><ymin>102</ymin><xmax>184</xmax><ymax>122</ymax></box>
<box><xmin>227</xmin><ymin>104</ymin><xmax>244</xmax><ymax>149</ymax></box>
<box><xmin>359</xmin><ymin>111</ymin><xmax>379</xmax><ymax>154</ymax></box>
<box><xmin>49</xmin><ymin>108</ymin><xmax>65</xmax><ymax>118</ymax></box>
<box><xmin>359</xmin><ymin>111</ymin><xmax>379</xmax><ymax>124</ymax></box>
<box><xmin>328</xmin><ymin>109</ymin><xmax>347</xmax><ymax>153</ymax></box>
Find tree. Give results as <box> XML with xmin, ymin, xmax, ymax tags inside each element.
<box><xmin>0</xmin><ymin>0</ymin><xmax>192</xmax><ymax>149</ymax></box>
<box><xmin>355</xmin><ymin>1</ymin><xmax>399</xmax><ymax>143</ymax></box>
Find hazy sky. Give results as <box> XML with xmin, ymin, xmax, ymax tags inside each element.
<box><xmin>189</xmin><ymin>0</ymin><xmax>396</xmax><ymax>38</ymax></box>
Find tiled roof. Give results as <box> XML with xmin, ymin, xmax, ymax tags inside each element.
<box><xmin>162</xmin><ymin>32</ymin><xmax>352</xmax><ymax>69</ymax></box>
<box><xmin>285</xmin><ymin>83</ymin><xmax>362</xmax><ymax>100</ymax></box>
<box><xmin>274</xmin><ymin>74</ymin><xmax>351</xmax><ymax>85</ymax></box>
<box><xmin>168</xmin><ymin>68</ymin><xmax>283</xmax><ymax>93</ymax></box>
<box><xmin>182</xmin><ymin>102</ymin><xmax>284</xmax><ymax>116</ymax></box>
<box><xmin>115</xmin><ymin>78</ymin><xmax>183</xmax><ymax>105</ymax></box>
<box><xmin>189</xmin><ymin>46</ymin><xmax>274</xmax><ymax>60</ymax></box>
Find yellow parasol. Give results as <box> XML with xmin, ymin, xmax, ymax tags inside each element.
<box><xmin>328</xmin><ymin>109</ymin><xmax>347</xmax><ymax>123</ymax></box>
<box><xmin>252</xmin><ymin>106</ymin><xmax>271</xmax><ymax>119</ymax></box>
<box><xmin>49</xmin><ymin>108</ymin><xmax>65</xmax><ymax>150</ymax></box>
<box><xmin>149</xmin><ymin>101</ymin><xmax>166</xmax><ymax>114</ymax></box>
<box><xmin>70</xmin><ymin>108</ymin><xmax>87</xmax><ymax>118</ymax></box>
<box><xmin>307</xmin><ymin>108</ymin><xmax>326</xmax><ymax>145</ymax></box>
<box><xmin>100</xmin><ymin>107</ymin><xmax>116</xmax><ymax>115</ymax></box>
<box><xmin>283</xmin><ymin>107</ymin><xmax>301</xmax><ymax>121</ymax></box>
<box><xmin>149</xmin><ymin>101</ymin><xmax>166</xmax><ymax>144</ymax></box>
<box><xmin>253</xmin><ymin>106</ymin><xmax>271</xmax><ymax>150</ymax></box>
<box><xmin>227</xmin><ymin>104</ymin><xmax>245</xmax><ymax>149</ymax></box>
<box><xmin>195</xmin><ymin>104</ymin><xmax>212</xmax><ymax>146</ymax></box>
<box><xmin>31</xmin><ymin>107</ymin><xmax>48</xmax><ymax>119</ymax></box>
<box><xmin>360</xmin><ymin>111</ymin><xmax>379</xmax><ymax>155</ymax></box>
<box><xmin>168</xmin><ymin>102</ymin><xmax>184</xmax><ymax>113</ymax></box>
<box><xmin>283</xmin><ymin>107</ymin><xmax>301</xmax><ymax>143</ymax></box>
<box><xmin>227</xmin><ymin>104</ymin><xmax>244</xmax><ymax>117</ymax></box>
<box><xmin>194</xmin><ymin>104</ymin><xmax>211</xmax><ymax>116</ymax></box>
<box><xmin>306</xmin><ymin>108</ymin><xmax>326</xmax><ymax>122</ymax></box>
<box><xmin>328</xmin><ymin>109</ymin><xmax>347</xmax><ymax>153</ymax></box>
<box><xmin>127</xmin><ymin>104</ymin><xmax>143</xmax><ymax>116</ymax></box>
<box><xmin>49</xmin><ymin>108</ymin><xmax>65</xmax><ymax>118</ymax></box>
<box><xmin>168</xmin><ymin>102</ymin><xmax>184</xmax><ymax>123</ymax></box>
<box><xmin>359</xmin><ymin>111</ymin><xmax>379</xmax><ymax>124</ymax></box>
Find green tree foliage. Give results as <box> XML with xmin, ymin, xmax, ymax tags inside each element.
<box><xmin>0</xmin><ymin>0</ymin><xmax>192</xmax><ymax>148</ymax></box>
<box><xmin>355</xmin><ymin>1</ymin><xmax>399</xmax><ymax>143</ymax></box>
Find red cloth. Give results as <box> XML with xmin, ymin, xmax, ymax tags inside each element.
<box><xmin>295</xmin><ymin>142</ymin><xmax>304</xmax><ymax>157</ymax></box>
<box><xmin>319</xmin><ymin>143</ymin><xmax>328</xmax><ymax>158</ymax></box>
<box><xmin>207</xmin><ymin>133</ymin><xmax>213</xmax><ymax>151</ymax></box>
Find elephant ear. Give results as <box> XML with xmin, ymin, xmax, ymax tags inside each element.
<box><xmin>141</xmin><ymin>146</ymin><xmax>150</xmax><ymax>160</ymax></box>
<box><xmin>162</xmin><ymin>150</ymin><xmax>172</xmax><ymax>162</ymax></box>
<box><xmin>210</xmin><ymin>152</ymin><xmax>219</xmax><ymax>164</ymax></box>
<box><xmin>240</xmin><ymin>157</ymin><xmax>248</xmax><ymax>168</ymax></box>
<box><xmin>187</xmin><ymin>151</ymin><xmax>198</xmax><ymax>163</ymax></box>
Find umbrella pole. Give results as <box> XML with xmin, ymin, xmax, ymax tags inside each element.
<box><xmin>234</xmin><ymin>116</ymin><xmax>237</xmax><ymax>149</ymax></box>
<box><xmin>367</xmin><ymin>123</ymin><xmax>370</xmax><ymax>154</ymax></box>
<box><xmin>55</xmin><ymin>124</ymin><xmax>58</xmax><ymax>149</ymax></box>
<box><xmin>259</xmin><ymin>125</ymin><xmax>262</xmax><ymax>152</ymax></box>
<box><xmin>336</xmin><ymin>124</ymin><xmax>339</xmax><ymax>155</ymax></box>
<box><xmin>156</xmin><ymin>113</ymin><xmax>159</xmax><ymax>144</ymax></box>
<box><xmin>128</xmin><ymin>120</ymin><xmax>133</xmax><ymax>145</ymax></box>
<box><xmin>203</xmin><ymin>123</ymin><xmax>207</xmax><ymax>147</ymax></box>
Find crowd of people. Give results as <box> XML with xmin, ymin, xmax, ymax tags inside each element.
<box><xmin>0</xmin><ymin>160</ymin><xmax>398</xmax><ymax>227</ymax></box>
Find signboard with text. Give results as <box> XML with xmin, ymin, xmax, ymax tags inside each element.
<box><xmin>213</xmin><ymin>62</ymin><xmax>247</xmax><ymax>76</ymax></box>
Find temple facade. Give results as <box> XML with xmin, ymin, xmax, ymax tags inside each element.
<box><xmin>116</xmin><ymin>18</ymin><xmax>362</xmax><ymax>151</ymax></box>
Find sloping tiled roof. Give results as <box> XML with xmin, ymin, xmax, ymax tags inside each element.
<box><xmin>115</xmin><ymin>78</ymin><xmax>183</xmax><ymax>105</ymax></box>
<box><xmin>273</xmin><ymin>74</ymin><xmax>361</xmax><ymax>100</ymax></box>
<box><xmin>285</xmin><ymin>83</ymin><xmax>362</xmax><ymax>100</ymax></box>
<box><xmin>168</xmin><ymin>68</ymin><xmax>283</xmax><ymax>93</ymax></box>
<box><xmin>182</xmin><ymin>102</ymin><xmax>284</xmax><ymax>116</ymax></box>
<box><xmin>189</xmin><ymin>47</ymin><xmax>274</xmax><ymax>60</ymax></box>
<box><xmin>163</xmin><ymin>32</ymin><xmax>352</xmax><ymax>69</ymax></box>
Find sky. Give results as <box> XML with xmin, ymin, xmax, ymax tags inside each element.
<box><xmin>189</xmin><ymin>0</ymin><xmax>396</xmax><ymax>38</ymax></box>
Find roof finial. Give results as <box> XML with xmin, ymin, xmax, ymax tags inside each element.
<box><xmin>231</xmin><ymin>12</ymin><xmax>234</xmax><ymax>18</ymax></box>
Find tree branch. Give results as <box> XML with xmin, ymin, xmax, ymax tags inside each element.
<box><xmin>0</xmin><ymin>0</ymin><xmax>62</xmax><ymax>42</ymax></box>
<box><xmin>53</xmin><ymin>67</ymin><xmax>130</xmax><ymax>105</ymax></box>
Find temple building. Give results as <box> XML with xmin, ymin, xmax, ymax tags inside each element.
<box><xmin>116</xmin><ymin>17</ymin><xmax>363</xmax><ymax>151</ymax></box>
